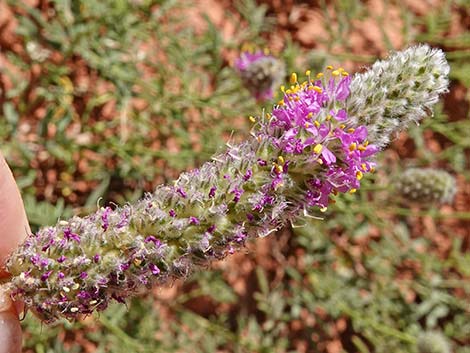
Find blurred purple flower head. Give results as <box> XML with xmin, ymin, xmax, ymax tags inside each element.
<box><xmin>234</xmin><ymin>49</ymin><xmax>285</xmax><ymax>102</ymax></box>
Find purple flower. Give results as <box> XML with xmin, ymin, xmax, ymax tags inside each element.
<box><xmin>41</xmin><ymin>271</ymin><xmax>52</xmax><ymax>281</ymax></box>
<box><xmin>63</xmin><ymin>228</ymin><xmax>80</xmax><ymax>243</ymax></box>
<box><xmin>145</xmin><ymin>236</ymin><xmax>161</xmax><ymax>246</ymax></box>
<box><xmin>79</xmin><ymin>272</ymin><xmax>88</xmax><ymax>279</ymax></box>
<box><xmin>189</xmin><ymin>217</ymin><xmax>200</xmax><ymax>225</ymax></box>
<box><xmin>116</xmin><ymin>210</ymin><xmax>129</xmax><ymax>228</ymax></box>
<box><xmin>176</xmin><ymin>187</ymin><xmax>187</xmax><ymax>198</ymax></box>
<box><xmin>243</xmin><ymin>169</ymin><xmax>252</xmax><ymax>181</ymax></box>
<box><xmin>232</xmin><ymin>188</ymin><xmax>243</xmax><ymax>203</ymax></box>
<box><xmin>208</xmin><ymin>186</ymin><xmax>217</xmax><ymax>198</ymax></box>
<box><xmin>101</xmin><ymin>207</ymin><xmax>111</xmax><ymax>231</ymax></box>
<box><xmin>149</xmin><ymin>264</ymin><xmax>160</xmax><ymax>275</ymax></box>
<box><xmin>334</xmin><ymin>76</ymin><xmax>351</xmax><ymax>101</ymax></box>
<box><xmin>234</xmin><ymin>50</ymin><xmax>269</xmax><ymax>71</ymax></box>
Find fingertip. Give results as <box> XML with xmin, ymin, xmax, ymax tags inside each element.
<box><xmin>0</xmin><ymin>286</ymin><xmax>22</xmax><ymax>353</ymax></box>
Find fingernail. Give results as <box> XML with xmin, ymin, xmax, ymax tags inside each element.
<box><xmin>0</xmin><ymin>286</ymin><xmax>12</xmax><ymax>313</ymax></box>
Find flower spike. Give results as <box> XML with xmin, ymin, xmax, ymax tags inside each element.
<box><xmin>6</xmin><ymin>45</ymin><xmax>449</xmax><ymax>323</ymax></box>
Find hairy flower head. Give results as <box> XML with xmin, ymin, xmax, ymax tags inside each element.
<box><xmin>235</xmin><ymin>49</ymin><xmax>285</xmax><ymax>101</ymax></box>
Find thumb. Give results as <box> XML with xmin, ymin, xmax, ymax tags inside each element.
<box><xmin>0</xmin><ymin>286</ymin><xmax>22</xmax><ymax>353</ymax></box>
<box><xmin>0</xmin><ymin>153</ymin><xmax>30</xmax><ymax>275</ymax></box>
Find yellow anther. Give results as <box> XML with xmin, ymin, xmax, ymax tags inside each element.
<box><xmin>326</xmin><ymin>65</ymin><xmax>333</xmax><ymax>70</ymax></box>
<box><xmin>249</xmin><ymin>116</ymin><xmax>256</xmax><ymax>123</ymax></box>
<box><xmin>317</xmin><ymin>158</ymin><xmax>323</xmax><ymax>165</ymax></box>
<box><xmin>257</xmin><ymin>135</ymin><xmax>262</xmax><ymax>143</ymax></box>
<box><xmin>314</xmin><ymin>120</ymin><xmax>320</xmax><ymax>127</ymax></box>
<box><xmin>339</xmin><ymin>124</ymin><xmax>346</xmax><ymax>129</ymax></box>
<box><xmin>133</xmin><ymin>258</ymin><xmax>142</xmax><ymax>266</ymax></box>
<box><xmin>341</xmin><ymin>71</ymin><xmax>349</xmax><ymax>76</ymax></box>
<box><xmin>278</xmin><ymin>156</ymin><xmax>285</xmax><ymax>164</ymax></box>
<box><xmin>305</xmin><ymin>70</ymin><xmax>311</xmax><ymax>76</ymax></box>
<box><xmin>263</xmin><ymin>47</ymin><xmax>270</xmax><ymax>55</ymax></box>
<box><xmin>349</xmin><ymin>143</ymin><xmax>357</xmax><ymax>151</ymax></box>
<box><xmin>275</xmin><ymin>164</ymin><xmax>283</xmax><ymax>174</ymax></box>
<box><xmin>63</xmin><ymin>286</ymin><xmax>70</xmax><ymax>293</ymax></box>
<box><xmin>320</xmin><ymin>207</ymin><xmax>328</xmax><ymax>212</ymax></box>
<box><xmin>358</xmin><ymin>144</ymin><xmax>367</xmax><ymax>151</ymax></box>
<box><xmin>316</xmin><ymin>72</ymin><xmax>324</xmax><ymax>78</ymax></box>
<box><xmin>304</xmin><ymin>122</ymin><xmax>311</xmax><ymax>128</ymax></box>
<box><xmin>290</xmin><ymin>72</ymin><xmax>298</xmax><ymax>84</ymax></box>
<box><xmin>332</xmin><ymin>70</ymin><xmax>340</xmax><ymax>77</ymax></box>
<box><xmin>361</xmin><ymin>163</ymin><xmax>367</xmax><ymax>171</ymax></box>
<box><xmin>338</xmin><ymin>67</ymin><xmax>344</xmax><ymax>72</ymax></box>
<box><xmin>307</xmin><ymin>112</ymin><xmax>314</xmax><ymax>119</ymax></box>
<box><xmin>370</xmin><ymin>167</ymin><xmax>376</xmax><ymax>173</ymax></box>
<box><xmin>312</xmin><ymin>86</ymin><xmax>323</xmax><ymax>93</ymax></box>
<box><xmin>281</xmin><ymin>85</ymin><xmax>285</xmax><ymax>93</ymax></box>
<box><xmin>364</xmin><ymin>140</ymin><xmax>369</xmax><ymax>146</ymax></box>
<box><xmin>294</xmin><ymin>96</ymin><xmax>300</xmax><ymax>101</ymax></box>
<box><xmin>278</xmin><ymin>99</ymin><xmax>285</xmax><ymax>106</ymax></box>
<box><xmin>347</xmin><ymin>128</ymin><xmax>355</xmax><ymax>133</ymax></box>
<box><xmin>313</xmin><ymin>144</ymin><xmax>323</xmax><ymax>154</ymax></box>
<box><xmin>286</xmin><ymin>89</ymin><xmax>292</xmax><ymax>94</ymax></box>
<box><xmin>326</xmin><ymin>115</ymin><xmax>332</xmax><ymax>121</ymax></box>
<box><xmin>349</xmin><ymin>188</ymin><xmax>357</xmax><ymax>194</ymax></box>
<box><xmin>356</xmin><ymin>171</ymin><xmax>363</xmax><ymax>180</ymax></box>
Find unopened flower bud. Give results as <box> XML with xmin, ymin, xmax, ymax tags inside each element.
<box><xmin>394</xmin><ymin>168</ymin><xmax>456</xmax><ymax>205</ymax></box>
<box><xmin>417</xmin><ymin>331</ymin><xmax>451</xmax><ymax>353</ymax></box>
<box><xmin>348</xmin><ymin>44</ymin><xmax>450</xmax><ymax>149</ymax></box>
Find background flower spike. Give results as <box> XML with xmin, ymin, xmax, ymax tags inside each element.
<box><xmin>417</xmin><ymin>331</ymin><xmax>451</xmax><ymax>353</ymax></box>
<box><xmin>394</xmin><ymin>168</ymin><xmax>456</xmax><ymax>205</ymax></box>
<box><xmin>234</xmin><ymin>49</ymin><xmax>286</xmax><ymax>102</ymax></box>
